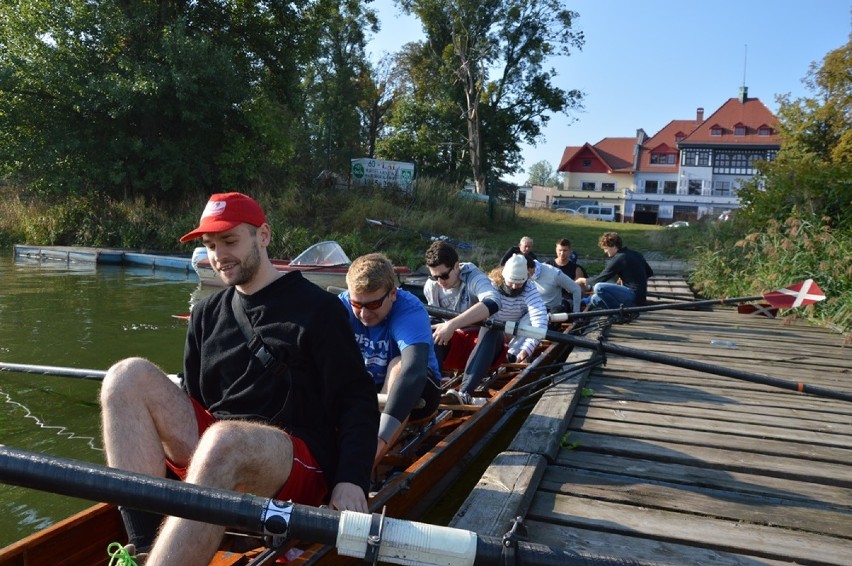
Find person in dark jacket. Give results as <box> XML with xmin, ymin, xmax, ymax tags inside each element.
<box><xmin>499</xmin><ymin>236</ymin><xmax>537</xmax><ymax>265</ymax></box>
<box><xmin>100</xmin><ymin>193</ymin><xmax>377</xmax><ymax>566</ymax></box>
<box><xmin>576</xmin><ymin>232</ymin><xmax>654</xmax><ymax>310</ymax></box>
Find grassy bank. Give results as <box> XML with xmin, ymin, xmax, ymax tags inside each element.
<box><xmin>1</xmin><ymin>181</ymin><xmax>847</xmax><ymax>334</ymax></box>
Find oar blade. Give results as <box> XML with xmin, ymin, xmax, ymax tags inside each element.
<box><xmin>763</xmin><ymin>279</ymin><xmax>826</xmax><ymax>308</ymax></box>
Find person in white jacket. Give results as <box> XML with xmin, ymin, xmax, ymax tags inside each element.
<box><xmin>530</xmin><ymin>260</ymin><xmax>582</xmax><ymax>314</ymax></box>
<box><xmin>490</xmin><ymin>254</ymin><xmax>549</xmax><ymax>364</ymax></box>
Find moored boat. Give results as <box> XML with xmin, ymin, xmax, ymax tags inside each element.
<box><xmin>192</xmin><ymin>241</ymin><xmax>424</xmax><ymax>292</ymax></box>
<box><xmin>0</xmin><ymin>331</ymin><xmax>574</xmax><ymax>566</ymax></box>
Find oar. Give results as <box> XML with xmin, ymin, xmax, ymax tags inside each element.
<box><xmin>425</xmin><ymin>305</ymin><xmax>852</xmax><ymax>403</ymax></box>
<box><xmin>0</xmin><ymin>362</ymin><xmax>182</xmax><ymax>386</ymax></box>
<box><xmin>0</xmin><ymin>362</ymin><xmax>108</xmax><ymax>380</ymax></box>
<box><xmin>0</xmin><ymin>446</ymin><xmax>646</xmax><ymax>566</ymax></box>
<box><xmin>550</xmin><ymin>279</ymin><xmax>827</xmax><ymax>321</ymax></box>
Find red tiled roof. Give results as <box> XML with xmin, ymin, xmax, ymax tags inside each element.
<box><xmin>557</xmin><ymin>138</ymin><xmax>634</xmax><ymax>173</ymax></box>
<box><xmin>682</xmin><ymin>97</ymin><xmax>780</xmax><ymax>145</ymax></box>
<box><xmin>637</xmin><ymin>119</ymin><xmax>702</xmax><ymax>172</ymax></box>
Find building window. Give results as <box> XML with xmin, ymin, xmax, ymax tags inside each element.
<box><xmin>663</xmin><ymin>181</ymin><xmax>677</xmax><ymax>194</ymax></box>
<box><xmin>582</xmin><ymin>159</ymin><xmax>592</xmax><ymax>167</ymax></box>
<box><xmin>674</xmin><ymin>132</ymin><xmax>685</xmax><ymax>142</ymax></box>
<box><xmin>651</xmin><ymin>153</ymin><xmax>676</xmax><ymax>165</ymax></box>
<box><xmin>644</xmin><ymin>180</ymin><xmax>658</xmax><ymax>194</ymax></box>
<box><xmin>713</xmin><ymin>181</ymin><xmax>731</xmax><ymax>196</ymax></box>
<box><xmin>758</xmin><ymin>126</ymin><xmax>772</xmax><ymax>136</ymax></box>
<box><xmin>697</xmin><ymin>151</ymin><xmax>710</xmax><ymax>166</ymax></box>
<box><xmin>734</xmin><ymin>124</ymin><xmax>746</xmax><ymax>136</ymax></box>
<box><xmin>681</xmin><ymin>150</ymin><xmax>698</xmax><ymax>166</ymax></box>
<box><xmin>581</xmin><ymin>181</ymin><xmax>595</xmax><ymax>191</ymax></box>
<box><xmin>601</xmin><ymin>182</ymin><xmax>615</xmax><ymax>192</ymax></box>
<box><xmin>688</xmin><ymin>180</ymin><xmax>702</xmax><ymax>196</ymax></box>
<box><xmin>710</xmin><ymin>126</ymin><xmax>722</xmax><ymax>136</ymax></box>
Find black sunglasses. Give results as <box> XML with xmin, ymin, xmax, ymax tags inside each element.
<box><xmin>350</xmin><ymin>288</ymin><xmax>392</xmax><ymax>310</ymax></box>
<box><xmin>428</xmin><ymin>267</ymin><xmax>454</xmax><ymax>281</ymax></box>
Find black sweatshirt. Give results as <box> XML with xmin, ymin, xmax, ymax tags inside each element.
<box><xmin>587</xmin><ymin>247</ymin><xmax>654</xmax><ymax>305</ymax></box>
<box><xmin>183</xmin><ymin>271</ymin><xmax>378</xmax><ymax>496</ymax></box>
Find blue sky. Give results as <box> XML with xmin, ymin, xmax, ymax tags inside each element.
<box><xmin>365</xmin><ymin>0</ymin><xmax>851</xmax><ymax>184</ymax></box>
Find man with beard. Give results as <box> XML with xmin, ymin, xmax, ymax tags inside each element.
<box><xmin>100</xmin><ymin>193</ymin><xmax>378</xmax><ymax>565</ymax></box>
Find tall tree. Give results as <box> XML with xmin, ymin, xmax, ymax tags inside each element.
<box><xmin>737</xmin><ymin>32</ymin><xmax>852</xmax><ymax>230</ymax></box>
<box><xmin>526</xmin><ymin>160</ymin><xmax>559</xmax><ymax>186</ymax></box>
<box><xmin>298</xmin><ymin>0</ymin><xmax>377</xmax><ymax>178</ymax></box>
<box><xmin>397</xmin><ymin>0</ymin><xmax>584</xmax><ymax>194</ymax></box>
<box><xmin>0</xmin><ymin>0</ymin><xmax>315</xmax><ymax>200</ymax></box>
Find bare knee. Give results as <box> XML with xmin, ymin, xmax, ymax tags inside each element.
<box><xmin>190</xmin><ymin>422</ymin><xmax>293</xmax><ymax>490</ymax></box>
<box><xmin>100</xmin><ymin>357</ymin><xmax>164</xmax><ymax>404</ymax></box>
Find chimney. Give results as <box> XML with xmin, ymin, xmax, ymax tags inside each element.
<box><xmin>739</xmin><ymin>86</ymin><xmax>748</xmax><ymax>103</ymax></box>
<box><xmin>696</xmin><ymin>107</ymin><xmax>704</xmax><ymax>122</ymax></box>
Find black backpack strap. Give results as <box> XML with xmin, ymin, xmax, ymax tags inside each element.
<box><xmin>231</xmin><ymin>292</ymin><xmax>288</xmax><ymax>375</ymax></box>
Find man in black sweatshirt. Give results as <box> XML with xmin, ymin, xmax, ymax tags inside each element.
<box><xmin>576</xmin><ymin>232</ymin><xmax>654</xmax><ymax>310</ymax></box>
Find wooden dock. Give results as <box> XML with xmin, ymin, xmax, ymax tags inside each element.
<box><xmin>452</xmin><ymin>278</ymin><xmax>851</xmax><ymax>565</ymax></box>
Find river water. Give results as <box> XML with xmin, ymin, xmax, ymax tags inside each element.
<box><xmin>0</xmin><ymin>250</ymin><xmax>205</xmax><ymax>548</ymax></box>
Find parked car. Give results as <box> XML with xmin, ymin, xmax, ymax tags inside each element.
<box><xmin>555</xmin><ymin>208</ymin><xmax>580</xmax><ymax>215</ymax></box>
<box><xmin>666</xmin><ymin>221</ymin><xmax>690</xmax><ymax>228</ymax></box>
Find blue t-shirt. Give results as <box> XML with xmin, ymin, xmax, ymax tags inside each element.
<box><xmin>339</xmin><ymin>288</ymin><xmax>441</xmax><ymax>387</ymax></box>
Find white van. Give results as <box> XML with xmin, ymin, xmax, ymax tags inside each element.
<box><xmin>575</xmin><ymin>205</ymin><xmax>616</xmax><ymax>222</ymax></box>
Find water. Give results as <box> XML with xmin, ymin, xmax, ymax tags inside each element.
<box><xmin>0</xmin><ymin>250</ymin><xmax>205</xmax><ymax>547</ymax></box>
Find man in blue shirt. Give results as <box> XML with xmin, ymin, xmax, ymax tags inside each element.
<box><xmin>340</xmin><ymin>253</ymin><xmax>441</xmax><ymax>465</ymax></box>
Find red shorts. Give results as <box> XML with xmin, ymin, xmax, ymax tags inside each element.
<box><xmin>166</xmin><ymin>397</ymin><xmax>329</xmax><ymax>506</ymax></box>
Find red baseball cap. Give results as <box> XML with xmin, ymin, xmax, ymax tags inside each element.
<box><xmin>179</xmin><ymin>192</ymin><xmax>267</xmax><ymax>242</ymax></box>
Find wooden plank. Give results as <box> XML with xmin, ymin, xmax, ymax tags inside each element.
<box><xmin>528</xmin><ymin>492</ymin><xmax>851</xmax><ymax>565</ymax></box>
<box><xmin>575</xmin><ymin>405</ymin><xmax>852</xmax><ymax>448</ymax></box>
<box><xmin>539</xmin><ymin>466</ymin><xmax>852</xmax><ymax>538</ymax></box>
<box><xmin>450</xmin><ymin>451</ymin><xmax>546</xmax><ymax>537</ymax></box>
<box><xmin>568</xmin><ymin>416</ymin><xmax>852</xmax><ymax>467</ymax></box>
<box><xmin>526</xmin><ymin>520</ymin><xmax>795</xmax><ymax>566</ymax></box>
<box><xmin>584</xmin><ymin>398</ymin><xmax>852</xmax><ymax>434</ymax></box>
<box><xmin>558</xmin><ymin>431</ymin><xmax>852</xmax><ymax>487</ymax></box>
<box><xmin>555</xmin><ymin>451</ymin><xmax>852</xmax><ymax>509</ymax></box>
<box><xmin>588</xmin><ymin>377</ymin><xmax>852</xmax><ymax>417</ymax></box>
<box><xmin>506</xmin><ymin>374</ymin><xmax>585</xmax><ymax>460</ymax></box>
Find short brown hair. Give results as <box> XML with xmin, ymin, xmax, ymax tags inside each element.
<box><xmin>424</xmin><ymin>240</ymin><xmax>458</xmax><ymax>268</ymax></box>
<box><xmin>346</xmin><ymin>253</ymin><xmax>396</xmax><ymax>294</ymax></box>
<box><xmin>598</xmin><ymin>232</ymin><xmax>623</xmax><ymax>249</ymax></box>
<box><xmin>556</xmin><ymin>238</ymin><xmax>572</xmax><ymax>248</ymax></box>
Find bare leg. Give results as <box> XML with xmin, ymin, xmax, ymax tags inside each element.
<box><xmin>146</xmin><ymin>421</ymin><xmax>294</xmax><ymax>566</ymax></box>
<box><xmin>100</xmin><ymin>357</ymin><xmax>198</xmax><ymax>475</ymax></box>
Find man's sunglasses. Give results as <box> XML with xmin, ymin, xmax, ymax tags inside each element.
<box><xmin>350</xmin><ymin>288</ymin><xmax>392</xmax><ymax>310</ymax></box>
<box><xmin>428</xmin><ymin>268</ymin><xmax>453</xmax><ymax>281</ymax></box>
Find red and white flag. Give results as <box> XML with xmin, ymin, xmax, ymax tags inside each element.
<box><xmin>763</xmin><ymin>279</ymin><xmax>826</xmax><ymax>309</ymax></box>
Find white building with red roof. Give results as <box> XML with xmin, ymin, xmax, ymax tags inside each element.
<box><xmin>553</xmin><ymin>87</ymin><xmax>781</xmax><ymax>224</ymax></box>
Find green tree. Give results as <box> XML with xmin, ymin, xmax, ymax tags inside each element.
<box><xmin>0</xmin><ymin>0</ymin><xmax>314</xmax><ymax>201</ymax></box>
<box><xmin>298</xmin><ymin>0</ymin><xmax>377</xmax><ymax>178</ymax></box>
<box><xmin>395</xmin><ymin>0</ymin><xmax>584</xmax><ymax>194</ymax></box>
<box><xmin>738</xmin><ymin>32</ymin><xmax>852</xmax><ymax>230</ymax></box>
<box><xmin>526</xmin><ymin>160</ymin><xmax>559</xmax><ymax>186</ymax></box>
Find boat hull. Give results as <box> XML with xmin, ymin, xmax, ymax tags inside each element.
<box><xmin>0</xmin><ymin>337</ymin><xmax>571</xmax><ymax>565</ymax></box>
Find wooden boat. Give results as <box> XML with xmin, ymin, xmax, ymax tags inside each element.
<box><xmin>0</xmin><ymin>331</ymin><xmax>574</xmax><ymax>566</ymax></box>
<box><xmin>192</xmin><ymin>241</ymin><xmax>425</xmax><ymax>292</ymax></box>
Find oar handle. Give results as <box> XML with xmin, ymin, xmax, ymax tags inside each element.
<box><xmin>0</xmin><ymin>446</ymin><xmax>648</xmax><ymax>566</ymax></box>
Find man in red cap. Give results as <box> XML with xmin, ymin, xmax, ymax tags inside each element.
<box><xmin>100</xmin><ymin>192</ymin><xmax>378</xmax><ymax>565</ymax></box>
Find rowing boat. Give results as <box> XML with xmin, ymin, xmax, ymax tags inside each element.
<box><xmin>0</xmin><ymin>330</ymin><xmax>574</xmax><ymax>566</ymax></box>
<box><xmin>192</xmin><ymin>241</ymin><xmax>424</xmax><ymax>292</ymax></box>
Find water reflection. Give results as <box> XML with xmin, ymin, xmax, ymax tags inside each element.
<box><xmin>0</xmin><ymin>251</ymin><xmax>200</xmax><ymax>547</ymax></box>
